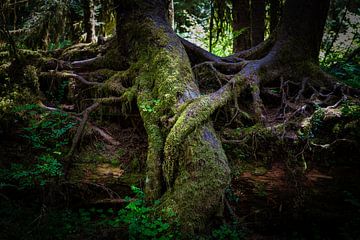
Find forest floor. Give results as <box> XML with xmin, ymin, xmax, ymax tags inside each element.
<box><xmin>1</xmin><ymin>42</ymin><xmax>359</xmax><ymax>239</ymax></box>
<box><xmin>1</xmin><ymin>107</ymin><xmax>360</xmax><ymax>239</ymax></box>
<box><xmin>58</xmin><ymin>118</ymin><xmax>360</xmax><ymax>239</ymax></box>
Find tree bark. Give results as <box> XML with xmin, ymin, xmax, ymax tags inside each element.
<box><xmin>83</xmin><ymin>0</ymin><xmax>96</xmax><ymax>43</ymax></box>
<box><xmin>167</xmin><ymin>0</ymin><xmax>174</xmax><ymax>29</ymax></box>
<box><xmin>115</xmin><ymin>0</ymin><xmax>230</xmax><ymax>232</ymax></box>
<box><xmin>273</xmin><ymin>0</ymin><xmax>331</xmax><ymax>62</ymax></box>
<box><xmin>269</xmin><ymin>0</ymin><xmax>280</xmax><ymax>34</ymax></box>
<box><xmin>232</xmin><ymin>0</ymin><xmax>251</xmax><ymax>52</ymax></box>
<box><xmin>251</xmin><ymin>0</ymin><xmax>265</xmax><ymax>46</ymax></box>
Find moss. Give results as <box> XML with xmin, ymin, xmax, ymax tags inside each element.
<box><xmin>103</xmin><ymin>73</ymin><xmax>127</xmax><ymax>94</ymax></box>
<box><xmin>19</xmin><ymin>49</ymin><xmax>43</xmax><ymax>59</ymax></box>
<box><xmin>119</xmin><ymin>17</ymin><xmax>197</xmax><ymax>200</ymax></box>
<box><xmin>253</xmin><ymin>166</ymin><xmax>268</xmax><ymax>176</ymax></box>
<box><xmin>93</xmin><ymin>45</ymin><xmax>127</xmax><ymax>70</ymax></box>
<box><xmin>161</xmin><ymin>124</ymin><xmax>230</xmax><ymax>232</ymax></box>
<box><xmin>23</xmin><ymin>65</ymin><xmax>40</xmax><ymax>93</ymax></box>
<box><xmin>0</xmin><ymin>63</ymin><xmax>10</xmax><ymax>78</ymax></box>
<box><xmin>120</xmin><ymin>173</ymin><xmax>145</xmax><ymax>186</ymax></box>
<box><xmin>86</xmin><ymin>69</ymin><xmax>117</xmax><ymax>83</ymax></box>
<box><xmin>60</xmin><ymin>43</ymin><xmax>99</xmax><ymax>61</ymax></box>
<box><xmin>118</xmin><ymin>15</ymin><xmax>231</xmax><ymax>231</ymax></box>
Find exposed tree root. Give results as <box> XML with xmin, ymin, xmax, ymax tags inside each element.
<box><xmin>71</xmin><ymin>56</ymin><xmax>102</xmax><ymax>69</ymax></box>
<box><xmin>28</xmin><ymin>19</ymin><xmax>358</xmax><ymax>232</ymax></box>
<box><xmin>66</xmin><ymin>102</ymin><xmax>100</xmax><ymax>160</ymax></box>
<box><xmin>40</xmin><ymin>71</ymin><xmax>103</xmax><ymax>86</ymax></box>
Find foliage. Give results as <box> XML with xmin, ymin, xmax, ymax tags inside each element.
<box><xmin>0</xmin><ymin>104</ymin><xmax>76</xmax><ymax>188</ymax></box>
<box><xmin>321</xmin><ymin>56</ymin><xmax>360</xmax><ymax>89</ymax></box>
<box><xmin>320</xmin><ymin>0</ymin><xmax>360</xmax><ymax>88</ymax></box>
<box><xmin>48</xmin><ymin>39</ymin><xmax>73</xmax><ymax>51</ymax></box>
<box><xmin>341</xmin><ymin>101</ymin><xmax>360</xmax><ymax>118</ymax></box>
<box><xmin>212</xmin><ymin>223</ymin><xmax>246</xmax><ymax>240</ymax></box>
<box><xmin>107</xmin><ymin>186</ymin><xmax>179</xmax><ymax>240</ymax></box>
<box><xmin>175</xmin><ymin>0</ymin><xmax>233</xmax><ymax>56</ymax></box>
<box><xmin>174</xmin><ymin>0</ymin><xmax>211</xmax><ymax>36</ymax></box>
<box><xmin>206</xmin><ymin>27</ymin><xmax>234</xmax><ymax>56</ymax></box>
<box><xmin>139</xmin><ymin>99</ymin><xmax>161</xmax><ymax>113</ymax></box>
<box><xmin>17</xmin><ymin>104</ymin><xmax>76</xmax><ymax>151</ymax></box>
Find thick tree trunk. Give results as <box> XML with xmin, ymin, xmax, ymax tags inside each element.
<box><xmin>274</xmin><ymin>0</ymin><xmax>330</xmax><ymax>62</ymax></box>
<box><xmin>83</xmin><ymin>0</ymin><xmax>96</xmax><ymax>43</ymax></box>
<box><xmin>251</xmin><ymin>0</ymin><xmax>265</xmax><ymax>46</ymax></box>
<box><xmin>232</xmin><ymin>0</ymin><xmax>251</xmax><ymax>52</ymax></box>
<box><xmin>115</xmin><ymin>0</ymin><xmax>230</xmax><ymax>232</ymax></box>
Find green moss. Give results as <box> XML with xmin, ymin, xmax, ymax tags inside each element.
<box><xmin>61</xmin><ymin>43</ymin><xmax>99</xmax><ymax>61</ymax></box>
<box><xmin>161</xmin><ymin>124</ymin><xmax>230</xmax><ymax>232</ymax></box>
<box><xmin>118</xmin><ymin>16</ymin><xmax>231</xmax><ymax>232</ymax></box>
<box><xmin>94</xmin><ymin>45</ymin><xmax>126</xmax><ymax>70</ymax></box>
<box><xmin>253</xmin><ymin>166</ymin><xmax>268</xmax><ymax>176</ymax></box>
<box><xmin>88</xmin><ymin>69</ymin><xmax>117</xmax><ymax>82</ymax></box>
<box><xmin>119</xmin><ymin>17</ymin><xmax>197</xmax><ymax>200</ymax></box>
<box><xmin>23</xmin><ymin>65</ymin><xmax>40</xmax><ymax>92</ymax></box>
<box><xmin>0</xmin><ymin>63</ymin><xmax>10</xmax><ymax>78</ymax></box>
<box><xmin>19</xmin><ymin>49</ymin><xmax>43</xmax><ymax>59</ymax></box>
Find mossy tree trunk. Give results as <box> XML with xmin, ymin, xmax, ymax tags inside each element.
<box><xmin>83</xmin><ymin>0</ymin><xmax>96</xmax><ymax>43</ymax></box>
<box><xmin>232</xmin><ymin>0</ymin><xmax>251</xmax><ymax>52</ymax></box>
<box><xmin>34</xmin><ymin>0</ymin><xmax>352</xmax><ymax>234</ymax></box>
<box><xmin>115</xmin><ymin>0</ymin><xmax>230</xmax><ymax>232</ymax></box>
<box><xmin>110</xmin><ymin>0</ymin><xmax>336</xmax><ymax>232</ymax></box>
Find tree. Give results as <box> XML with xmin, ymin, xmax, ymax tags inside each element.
<box><xmin>3</xmin><ymin>0</ymin><xmax>355</xmax><ymax>234</ymax></box>
<box><xmin>232</xmin><ymin>0</ymin><xmax>251</xmax><ymax>51</ymax></box>
<box><xmin>113</xmin><ymin>0</ymin><xmax>230</xmax><ymax>232</ymax></box>
<box><xmin>109</xmin><ymin>0</ymin><xmax>341</xmax><ymax>232</ymax></box>
<box><xmin>83</xmin><ymin>0</ymin><xmax>96</xmax><ymax>43</ymax></box>
<box><xmin>269</xmin><ymin>0</ymin><xmax>281</xmax><ymax>34</ymax></box>
<box><xmin>250</xmin><ymin>0</ymin><xmax>265</xmax><ymax>46</ymax></box>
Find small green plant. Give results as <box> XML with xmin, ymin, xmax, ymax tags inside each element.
<box><xmin>298</xmin><ymin>107</ymin><xmax>325</xmax><ymax>140</ymax></box>
<box><xmin>310</xmin><ymin>107</ymin><xmax>325</xmax><ymax>133</ymax></box>
<box><xmin>6</xmin><ymin>155</ymin><xmax>63</xmax><ymax>187</ymax></box>
<box><xmin>341</xmin><ymin>101</ymin><xmax>360</xmax><ymax>118</ymax></box>
<box><xmin>212</xmin><ymin>223</ymin><xmax>245</xmax><ymax>240</ymax></box>
<box><xmin>140</xmin><ymin>99</ymin><xmax>161</xmax><ymax>113</ymax></box>
<box><xmin>48</xmin><ymin>39</ymin><xmax>72</xmax><ymax>51</ymax></box>
<box><xmin>0</xmin><ymin>104</ymin><xmax>76</xmax><ymax>188</ymax></box>
<box><xmin>114</xmin><ymin>186</ymin><xmax>179</xmax><ymax>239</ymax></box>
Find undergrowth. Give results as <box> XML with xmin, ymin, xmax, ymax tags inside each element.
<box><xmin>0</xmin><ymin>104</ymin><xmax>76</xmax><ymax>189</ymax></box>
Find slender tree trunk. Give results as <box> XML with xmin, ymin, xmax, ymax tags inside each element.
<box><xmin>83</xmin><ymin>0</ymin><xmax>96</xmax><ymax>43</ymax></box>
<box><xmin>13</xmin><ymin>0</ymin><xmax>17</xmax><ymax>31</ymax></box>
<box><xmin>323</xmin><ymin>0</ymin><xmax>350</xmax><ymax>62</ymax></box>
<box><xmin>167</xmin><ymin>0</ymin><xmax>174</xmax><ymax>29</ymax></box>
<box><xmin>209</xmin><ymin>0</ymin><xmax>215</xmax><ymax>52</ymax></box>
<box><xmin>115</xmin><ymin>0</ymin><xmax>230</xmax><ymax>232</ymax></box>
<box><xmin>251</xmin><ymin>0</ymin><xmax>265</xmax><ymax>46</ymax></box>
<box><xmin>269</xmin><ymin>0</ymin><xmax>280</xmax><ymax>34</ymax></box>
<box><xmin>232</xmin><ymin>0</ymin><xmax>251</xmax><ymax>52</ymax></box>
